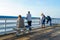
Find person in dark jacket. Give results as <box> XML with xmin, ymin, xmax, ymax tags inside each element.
<box><xmin>46</xmin><ymin>16</ymin><xmax>52</xmax><ymax>26</ymax></box>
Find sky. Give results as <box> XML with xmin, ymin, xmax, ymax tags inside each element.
<box><xmin>0</xmin><ymin>0</ymin><xmax>60</xmax><ymax>18</ymax></box>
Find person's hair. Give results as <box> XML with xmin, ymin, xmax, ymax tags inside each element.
<box><xmin>28</xmin><ymin>11</ymin><xmax>30</xmax><ymax>13</ymax></box>
<box><xmin>18</xmin><ymin>15</ymin><xmax>21</xmax><ymax>18</ymax></box>
<box><xmin>41</xmin><ymin>13</ymin><xmax>44</xmax><ymax>16</ymax></box>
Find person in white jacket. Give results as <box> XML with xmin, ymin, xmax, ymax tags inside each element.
<box><xmin>26</xmin><ymin>11</ymin><xmax>32</xmax><ymax>30</ymax></box>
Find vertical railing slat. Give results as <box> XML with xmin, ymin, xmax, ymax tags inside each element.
<box><xmin>5</xmin><ymin>18</ymin><xmax>6</xmax><ymax>34</ymax></box>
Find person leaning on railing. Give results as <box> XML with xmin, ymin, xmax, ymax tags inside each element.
<box><xmin>17</xmin><ymin>15</ymin><xmax>25</xmax><ymax>28</ymax></box>
<box><xmin>14</xmin><ymin>15</ymin><xmax>25</xmax><ymax>36</ymax></box>
<box><xmin>46</xmin><ymin>16</ymin><xmax>52</xmax><ymax>26</ymax></box>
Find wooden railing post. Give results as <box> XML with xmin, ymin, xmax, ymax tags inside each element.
<box><xmin>39</xmin><ymin>18</ymin><xmax>40</xmax><ymax>25</ymax></box>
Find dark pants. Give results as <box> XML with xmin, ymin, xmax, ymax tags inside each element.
<box><xmin>27</xmin><ymin>21</ymin><xmax>32</xmax><ymax>30</ymax></box>
<box><xmin>42</xmin><ymin>19</ymin><xmax>45</xmax><ymax>27</ymax></box>
<box><xmin>47</xmin><ymin>20</ymin><xmax>52</xmax><ymax>26</ymax></box>
<box><xmin>28</xmin><ymin>21</ymin><xmax>32</xmax><ymax>26</ymax></box>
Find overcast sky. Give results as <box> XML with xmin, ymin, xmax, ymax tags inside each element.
<box><xmin>0</xmin><ymin>0</ymin><xmax>60</xmax><ymax>18</ymax></box>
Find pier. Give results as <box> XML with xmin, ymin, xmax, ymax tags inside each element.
<box><xmin>0</xmin><ymin>16</ymin><xmax>60</xmax><ymax>40</ymax></box>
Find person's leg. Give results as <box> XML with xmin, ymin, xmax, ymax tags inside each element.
<box><xmin>29</xmin><ymin>26</ymin><xmax>32</xmax><ymax>31</ymax></box>
<box><xmin>28</xmin><ymin>21</ymin><xmax>30</xmax><ymax>26</ymax></box>
<box><xmin>29</xmin><ymin>21</ymin><xmax>31</xmax><ymax>26</ymax></box>
<box><xmin>28</xmin><ymin>21</ymin><xmax>31</xmax><ymax>26</ymax></box>
<box><xmin>42</xmin><ymin>20</ymin><xmax>45</xmax><ymax>28</ymax></box>
<box><xmin>29</xmin><ymin>21</ymin><xmax>32</xmax><ymax>30</ymax></box>
<box><xmin>27</xmin><ymin>21</ymin><xmax>31</xmax><ymax>30</ymax></box>
<box><xmin>41</xmin><ymin>21</ymin><xmax>43</xmax><ymax>28</ymax></box>
<box><xmin>15</xmin><ymin>28</ymin><xmax>21</xmax><ymax>36</ymax></box>
<box><xmin>41</xmin><ymin>23</ymin><xmax>45</xmax><ymax>28</ymax></box>
<box><xmin>41</xmin><ymin>24</ymin><xmax>43</xmax><ymax>28</ymax></box>
<box><xmin>50</xmin><ymin>20</ymin><xmax>52</xmax><ymax>26</ymax></box>
<box><xmin>47</xmin><ymin>20</ymin><xmax>48</xmax><ymax>24</ymax></box>
<box><xmin>42</xmin><ymin>22</ymin><xmax>45</xmax><ymax>28</ymax></box>
<box><xmin>43</xmin><ymin>23</ymin><xmax>45</xmax><ymax>28</ymax></box>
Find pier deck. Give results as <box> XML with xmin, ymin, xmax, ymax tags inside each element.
<box><xmin>0</xmin><ymin>25</ymin><xmax>60</xmax><ymax>40</ymax></box>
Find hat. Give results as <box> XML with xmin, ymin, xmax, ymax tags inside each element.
<box><xmin>41</xmin><ymin>13</ymin><xmax>44</xmax><ymax>16</ymax></box>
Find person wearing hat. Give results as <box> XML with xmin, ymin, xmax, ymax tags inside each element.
<box><xmin>41</xmin><ymin>13</ymin><xmax>46</xmax><ymax>28</ymax></box>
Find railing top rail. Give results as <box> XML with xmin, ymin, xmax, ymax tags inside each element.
<box><xmin>0</xmin><ymin>16</ymin><xmax>40</xmax><ymax>19</ymax></box>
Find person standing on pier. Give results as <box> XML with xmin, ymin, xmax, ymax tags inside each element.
<box><xmin>41</xmin><ymin>13</ymin><xmax>46</xmax><ymax>28</ymax></box>
<box><xmin>26</xmin><ymin>11</ymin><xmax>32</xmax><ymax>31</ymax></box>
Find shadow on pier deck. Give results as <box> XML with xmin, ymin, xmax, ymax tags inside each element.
<box><xmin>0</xmin><ymin>25</ymin><xmax>60</xmax><ymax>40</ymax></box>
